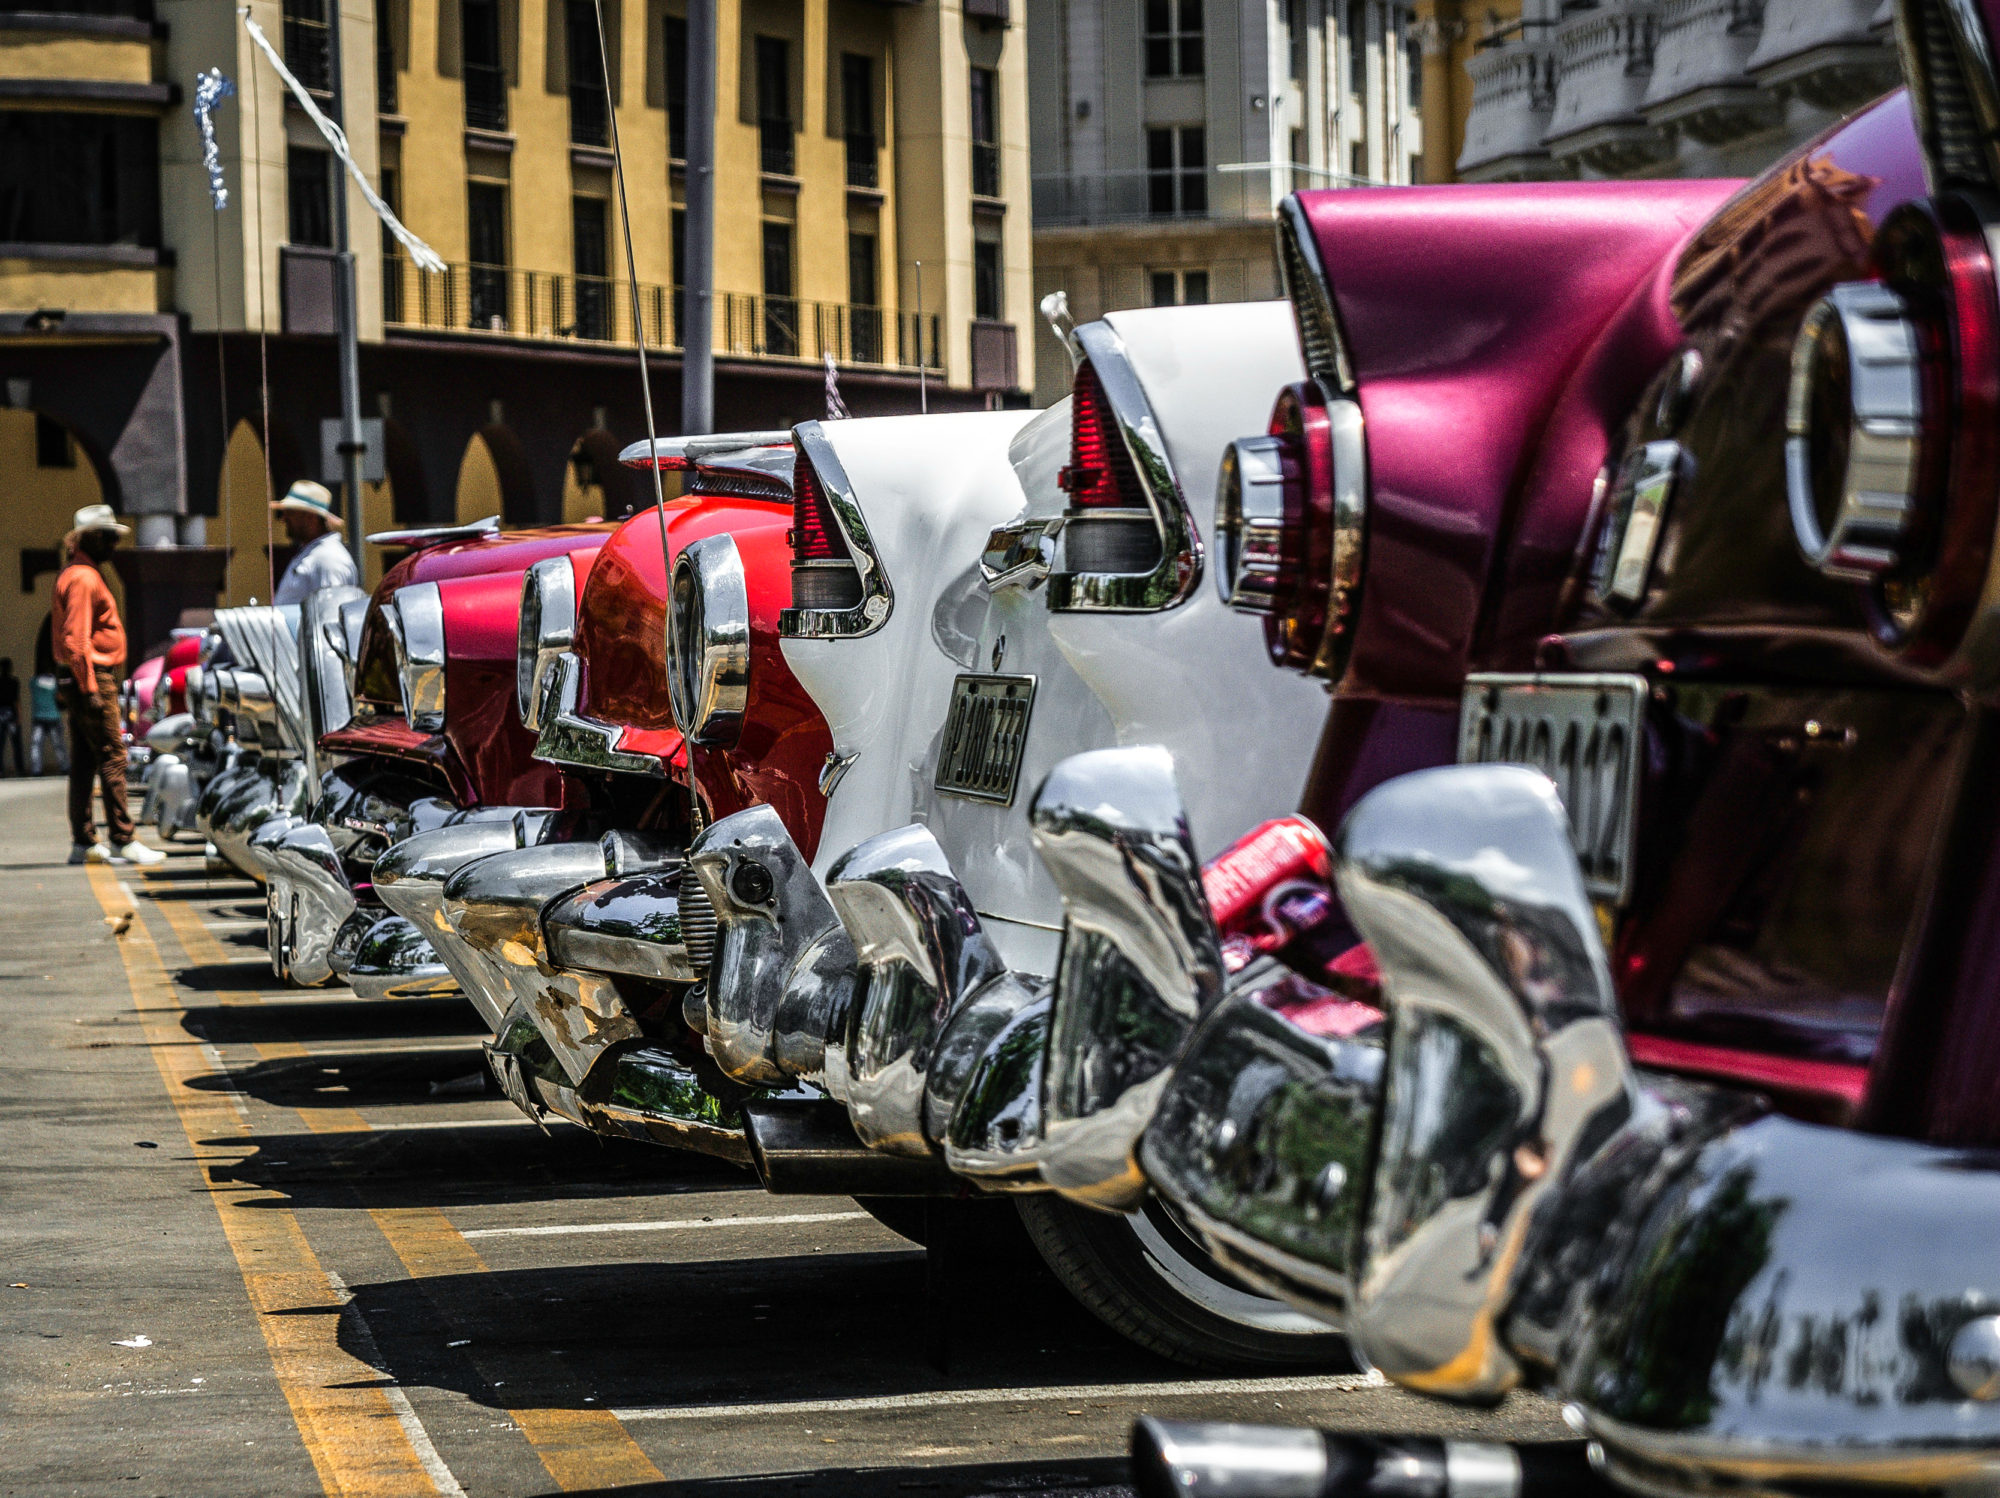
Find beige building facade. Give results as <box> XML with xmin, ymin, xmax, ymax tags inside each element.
<box><xmin>0</xmin><ymin>0</ymin><xmax>1031</xmax><ymax>677</ymax></box>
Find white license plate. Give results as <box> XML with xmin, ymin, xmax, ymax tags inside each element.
<box><xmin>1459</xmin><ymin>673</ymin><xmax>1648</xmax><ymax>905</ymax></box>
<box><xmin>935</xmin><ymin>674</ymin><xmax>1037</xmax><ymax>806</ymax></box>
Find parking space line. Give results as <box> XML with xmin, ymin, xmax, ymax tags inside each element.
<box><xmin>614</xmin><ymin>1370</ymin><xmax>1388</xmax><ymax>1423</ymax></box>
<box><xmin>87</xmin><ymin>864</ymin><xmax>451</xmax><ymax>1498</ymax></box>
<box><xmin>462</xmin><ymin>1210</ymin><xmax>869</xmax><ymax>1240</ymax></box>
<box><xmin>167</xmin><ymin>886</ymin><xmax>668</xmax><ymax>1495</ymax></box>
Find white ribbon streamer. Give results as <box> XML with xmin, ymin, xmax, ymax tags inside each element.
<box><xmin>239</xmin><ymin>8</ymin><xmax>445</xmax><ymax>273</ymax></box>
<box><xmin>193</xmin><ymin>68</ymin><xmax>234</xmax><ymax>210</ymax></box>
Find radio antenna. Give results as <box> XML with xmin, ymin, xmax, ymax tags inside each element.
<box><xmin>591</xmin><ymin>0</ymin><xmax>668</xmax><ymax>555</ymax></box>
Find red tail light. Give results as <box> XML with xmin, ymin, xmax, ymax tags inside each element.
<box><xmin>1058</xmin><ymin>362</ymin><xmax>1145</xmax><ymax>510</ymax></box>
<box><xmin>792</xmin><ymin>450</ymin><xmax>852</xmax><ymax>562</ymax></box>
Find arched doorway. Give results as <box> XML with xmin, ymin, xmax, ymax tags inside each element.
<box><xmin>0</xmin><ymin>409</ymin><xmax>110</xmax><ymax>727</ymax></box>
<box><xmin>453</xmin><ymin>426</ymin><xmax>536</xmax><ymax>528</ymax></box>
<box><xmin>215</xmin><ymin>418</ymin><xmax>276</xmax><ymax>608</ymax></box>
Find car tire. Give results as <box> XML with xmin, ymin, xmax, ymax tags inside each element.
<box><xmin>1015</xmin><ymin>1194</ymin><xmax>1351</xmax><ymax>1371</ymax></box>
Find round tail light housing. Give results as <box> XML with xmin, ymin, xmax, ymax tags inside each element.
<box><xmin>1214</xmin><ymin>381</ymin><xmax>1367</xmax><ymax>678</ymax></box>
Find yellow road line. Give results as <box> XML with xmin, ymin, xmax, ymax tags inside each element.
<box><xmin>87</xmin><ymin>864</ymin><xmax>446</xmax><ymax>1498</ymax></box>
<box><xmin>142</xmin><ymin>873</ymin><xmax>666</xmax><ymax>1492</ymax></box>
<box><xmin>154</xmin><ymin>894</ymin><xmax>274</xmax><ymax>1008</ymax></box>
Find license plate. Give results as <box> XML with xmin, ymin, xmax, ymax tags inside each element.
<box><xmin>935</xmin><ymin>674</ymin><xmax>1037</xmax><ymax>805</ymax></box>
<box><xmin>1459</xmin><ymin>673</ymin><xmax>1647</xmax><ymax>905</ymax></box>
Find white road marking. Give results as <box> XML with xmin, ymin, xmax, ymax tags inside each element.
<box><xmin>461</xmin><ymin>1210</ymin><xmax>870</xmax><ymax>1240</ymax></box>
<box><xmin>614</xmin><ymin>1371</ymin><xmax>1387</xmax><ymax>1423</ymax></box>
<box><xmin>326</xmin><ymin>1270</ymin><xmax>468</xmax><ymax>1497</ymax></box>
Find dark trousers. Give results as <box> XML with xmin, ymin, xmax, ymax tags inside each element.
<box><xmin>65</xmin><ymin>676</ymin><xmax>133</xmax><ymax>848</ymax></box>
<box><xmin>0</xmin><ymin>710</ymin><xmax>22</xmax><ymax>776</ymax></box>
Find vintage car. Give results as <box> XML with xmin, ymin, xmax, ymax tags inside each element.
<box><xmin>368</xmin><ymin>322</ymin><xmax>1335</xmax><ymax>1366</ymax></box>
<box><xmin>252</xmin><ymin>519</ymin><xmax>612</xmax><ymax>994</ymax></box>
<box><xmin>1062</xmin><ymin>0</ymin><xmax>2000</xmax><ymax>1489</ymax></box>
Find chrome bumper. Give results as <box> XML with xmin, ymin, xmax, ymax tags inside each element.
<box><xmin>1159</xmin><ymin>764</ymin><xmax>2000</xmax><ymax>1494</ymax></box>
<box><xmin>328</xmin><ymin>910</ymin><xmax>457</xmax><ymax>999</ymax></box>
<box><xmin>264</xmin><ymin>823</ymin><xmax>354</xmax><ymax>987</ymax></box>
<box><xmin>371</xmin><ymin>810</ymin><xmax>540</xmax><ymax>1021</ymax></box>
<box><xmin>208</xmin><ymin>758</ymin><xmax>309</xmax><ymax>882</ymax></box>
<box><xmin>142</xmin><ymin>754</ymin><xmax>196</xmax><ymax>840</ymax></box>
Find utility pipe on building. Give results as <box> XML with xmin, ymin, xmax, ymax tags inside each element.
<box><xmin>682</xmin><ymin>0</ymin><xmax>715</xmax><ymax>435</ymax></box>
<box><xmin>322</xmin><ymin>1</ymin><xmax>368</xmax><ymax>574</ymax></box>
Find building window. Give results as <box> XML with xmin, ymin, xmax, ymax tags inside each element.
<box><xmin>1406</xmin><ymin>31</ymin><xmax>1422</xmax><ymax>109</ymax></box>
<box><xmin>1146</xmin><ymin>125</ymin><xmax>1205</xmax><ymax>216</ymax></box>
<box><xmin>1149</xmin><ymin>268</ymin><xmax>1208</xmax><ymax>306</ymax></box>
<box><xmin>756</xmin><ymin>36</ymin><xmax>792</xmax><ymax>176</ymax></box>
<box><xmin>1349</xmin><ymin>138</ymin><xmax>1367</xmax><ymax>180</ymax></box>
<box><xmin>287</xmin><ymin>145</ymin><xmax>332</xmax><ymax>246</ymax></box>
<box><xmin>841</xmin><ymin>53</ymin><xmax>876</xmax><ymax>188</ymax></box>
<box><xmin>664</xmin><ymin>14</ymin><xmax>687</xmax><ymax>160</ymax></box>
<box><xmin>974</xmin><ymin>238</ymin><xmax>1001</xmax><ymax>321</ymax></box>
<box><xmin>847</xmin><ymin>228</ymin><xmax>879</xmax><ymax>362</ymax></box>
<box><xmin>283</xmin><ymin>0</ymin><xmax>333</xmax><ymax>96</ymax></box>
<box><xmin>380</xmin><ymin>165</ymin><xmax>403</xmax><ymax>320</ymax></box>
<box><xmin>566</xmin><ymin>0</ymin><xmax>609</xmax><ymax>146</ymax></box>
<box><xmin>34</xmin><ymin>415</ymin><xmax>73</xmax><ymax>469</ymax></box>
<box><xmin>671</xmin><ymin>204</ymin><xmax>686</xmax><ymax>343</ymax></box>
<box><xmin>969</xmin><ymin>66</ymin><xmax>999</xmax><ymax>198</ymax></box>
<box><xmin>1144</xmin><ymin>0</ymin><xmax>1202</xmax><ymax>78</ymax></box>
<box><xmin>762</xmin><ymin>220</ymin><xmax>796</xmax><ymax>355</ymax></box>
<box><xmin>572</xmin><ymin>195</ymin><xmax>609</xmax><ymax>340</ymax></box>
<box><xmin>462</xmin><ymin>0</ymin><xmax>506</xmax><ymax>130</ymax></box>
<box><xmin>467</xmin><ymin>179</ymin><xmax>509</xmax><ymax>329</ymax></box>
<box><xmin>376</xmin><ymin>0</ymin><xmax>398</xmax><ymax>112</ymax></box>
<box><xmin>0</xmin><ymin>113</ymin><xmax>159</xmax><ymax>247</ymax></box>
<box><xmin>1347</xmin><ymin>0</ymin><xmax>1367</xmax><ymax>96</ymax></box>
<box><xmin>1284</xmin><ymin>0</ymin><xmax>1305</xmax><ymax>85</ymax></box>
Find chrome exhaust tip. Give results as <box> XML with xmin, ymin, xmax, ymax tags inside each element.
<box><xmin>1130</xmin><ymin>1422</ymin><xmax>1596</xmax><ymax>1498</ymax></box>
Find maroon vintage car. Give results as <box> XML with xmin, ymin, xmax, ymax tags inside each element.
<box><xmin>1058</xmin><ymin>2</ymin><xmax>2000</xmax><ymax>1492</ymax></box>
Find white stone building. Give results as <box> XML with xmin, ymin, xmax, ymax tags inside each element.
<box><xmin>1457</xmin><ymin>0</ymin><xmax>1900</xmax><ymax>182</ymax></box>
<box><xmin>1027</xmin><ymin>0</ymin><xmax>1426</xmax><ymax>403</ymax></box>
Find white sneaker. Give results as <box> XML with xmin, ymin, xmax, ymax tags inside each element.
<box><xmin>76</xmin><ymin>843</ymin><xmax>114</xmax><ymax>864</ymax></box>
<box><xmin>117</xmin><ymin>840</ymin><xmax>166</xmax><ymax>867</ymax></box>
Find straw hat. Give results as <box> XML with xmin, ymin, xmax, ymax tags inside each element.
<box><xmin>64</xmin><ymin>504</ymin><xmax>131</xmax><ymax>547</ymax></box>
<box><xmin>271</xmin><ymin>479</ymin><xmax>344</xmax><ymax>528</ymax></box>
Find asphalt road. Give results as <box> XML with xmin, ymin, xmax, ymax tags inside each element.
<box><xmin>0</xmin><ymin>778</ymin><xmax>1572</xmax><ymax>1497</ymax></box>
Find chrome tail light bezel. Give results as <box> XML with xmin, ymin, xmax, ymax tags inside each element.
<box><xmin>386</xmin><ymin>581</ymin><xmax>447</xmax><ymax>732</ymax></box>
<box><xmin>516</xmin><ymin>554</ymin><xmax>579</xmax><ymax>731</ymax></box>
<box><xmin>666</xmin><ymin>532</ymin><xmax>751</xmax><ymax>747</ymax></box>
<box><xmin>778</xmin><ymin>422</ymin><xmax>893</xmax><ymax>639</ymax></box>
<box><xmin>1045</xmin><ymin>320</ymin><xmax>1204</xmax><ymax>614</ymax></box>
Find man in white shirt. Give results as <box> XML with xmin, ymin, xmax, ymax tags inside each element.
<box><xmin>272</xmin><ymin>480</ymin><xmax>361</xmax><ymax>605</ymax></box>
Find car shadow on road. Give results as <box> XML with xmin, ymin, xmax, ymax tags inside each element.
<box><xmin>180</xmin><ymin>994</ymin><xmax>482</xmax><ymax>1040</ymax></box>
<box><xmin>527</xmin><ymin>1457</ymin><xmax>1131</xmax><ymax>1498</ymax></box>
<box><xmin>204</xmin><ymin>1119</ymin><xmax>753</xmax><ymax>1211</ymax></box>
<box><xmin>334</xmin><ymin>1244</ymin><xmax>1181</xmax><ymax>1417</ymax></box>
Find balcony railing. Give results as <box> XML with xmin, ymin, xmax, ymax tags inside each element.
<box><xmin>845</xmin><ymin>132</ymin><xmax>878</xmax><ymax>188</ymax></box>
<box><xmin>1033</xmin><ymin>167</ymin><xmax>1225</xmax><ymax>226</ymax></box>
<box><xmin>971</xmin><ymin>140</ymin><xmax>1000</xmax><ymax>198</ymax></box>
<box><xmin>570</xmin><ymin>83</ymin><xmax>608</xmax><ymax>146</ymax></box>
<box><xmin>384</xmin><ymin>258</ymin><xmax>943</xmax><ymax>371</ymax></box>
<box><xmin>464</xmin><ymin>61</ymin><xmax>507</xmax><ymax>130</ymax></box>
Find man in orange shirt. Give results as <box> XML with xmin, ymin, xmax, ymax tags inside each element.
<box><xmin>53</xmin><ymin>505</ymin><xmax>162</xmax><ymax>866</ymax></box>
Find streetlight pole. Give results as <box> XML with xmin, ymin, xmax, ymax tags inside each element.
<box><xmin>682</xmin><ymin>0</ymin><xmax>714</xmax><ymax>435</ymax></box>
<box><xmin>323</xmin><ymin>0</ymin><xmax>368</xmax><ymax>572</ymax></box>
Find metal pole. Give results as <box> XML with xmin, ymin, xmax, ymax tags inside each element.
<box><xmin>915</xmin><ymin>260</ymin><xmax>926</xmax><ymax>415</ymax></box>
<box><xmin>681</xmin><ymin>0</ymin><xmax>714</xmax><ymax>435</ymax></box>
<box><xmin>324</xmin><ymin>0</ymin><xmax>368</xmax><ymax>573</ymax></box>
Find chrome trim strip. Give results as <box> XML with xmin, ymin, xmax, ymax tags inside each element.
<box><xmin>367</xmin><ymin>515</ymin><xmax>499</xmax><ymax>548</ymax></box>
<box><xmin>1046</xmin><ymin>319</ymin><xmax>1203</xmax><ymax>614</ymax></box>
<box><xmin>979</xmin><ymin>515</ymin><xmax>1062</xmax><ymax>590</ymax></box>
<box><xmin>390</xmin><ymin>581</ymin><xmax>447</xmax><ymax>732</ymax></box>
<box><xmin>517</xmin><ymin>554</ymin><xmax>578</xmax><ymax>730</ymax></box>
<box><xmin>1277</xmin><ymin>194</ymin><xmax>1356</xmax><ymax>395</ymax></box>
<box><xmin>778</xmin><ymin>420</ymin><xmax>895</xmax><ymax>639</ymax></box>
<box><xmin>667</xmin><ymin>532</ymin><xmax>751</xmax><ymax>747</ymax></box>
<box><xmin>530</xmin><ymin>652</ymin><xmax>669</xmax><ymax>778</ymax></box>
<box><xmin>618</xmin><ymin>432</ymin><xmax>794</xmax><ymax>468</ymax></box>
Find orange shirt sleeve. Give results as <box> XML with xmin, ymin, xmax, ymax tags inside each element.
<box><xmin>52</xmin><ymin>567</ymin><xmax>96</xmax><ymax>691</ymax></box>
